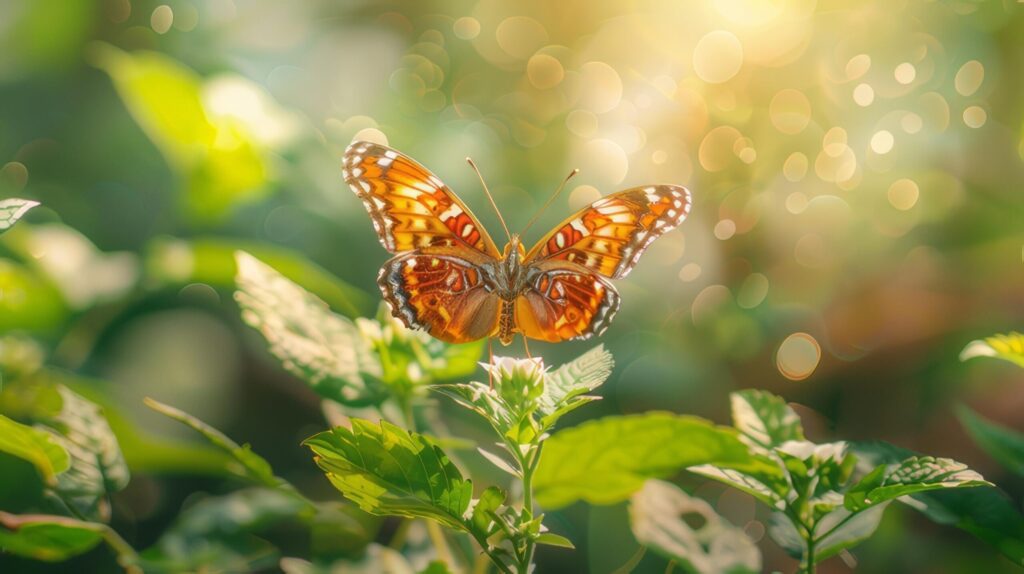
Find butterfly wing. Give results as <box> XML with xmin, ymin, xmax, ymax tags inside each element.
<box><xmin>514</xmin><ymin>260</ymin><xmax>620</xmax><ymax>343</ymax></box>
<box><xmin>378</xmin><ymin>247</ymin><xmax>500</xmax><ymax>344</ymax></box>
<box><xmin>524</xmin><ymin>185</ymin><xmax>692</xmax><ymax>279</ymax></box>
<box><xmin>343</xmin><ymin>140</ymin><xmax>501</xmax><ymax>257</ymax></box>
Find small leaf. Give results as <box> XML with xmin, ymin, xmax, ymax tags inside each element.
<box><xmin>629</xmin><ymin>480</ymin><xmax>760</xmax><ymax>573</ymax></box>
<box><xmin>477</xmin><ymin>447</ymin><xmax>520</xmax><ymax>476</ymax></box>
<box><xmin>813</xmin><ymin>504</ymin><xmax>888</xmax><ymax>561</ymax></box>
<box><xmin>305</xmin><ymin>419</ymin><xmax>475</xmax><ymax>534</ymax></box>
<box><xmin>0</xmin><ymin>414</ymin><xmax>69</xmax><ymax>485</ymax></box>
<box><xmin>0</xmin><ymin>511</ymin><xmax>106</xmax><ymax>562</ymax></box>
<box><xmin>534</xmin><ymin>412</ymin><xmax>781</xmax><ymax>509</ymax></box>
<box><xmin>687</xmin><ymin>463</ymin><xmax>787</xmax><ymax>508</ymax></box>
<box><xmin>0</xmin><ymin>198</ymin><xmax>38</xmax><ymax>234</ymax></box>
<box><xmin>234</xmin><ymin>251</ymin><xmax>384</xmax><ymax>406</ymax></box>
<box><xmin>535</xmin><ymin>532</ymin><xmax>575</xmax><ymax>549</ymax></box>
<box><xmin>471</xmin><ymin>485</ymin><xmax>507</xmax><ymax>538</ymax></box>
<box><xmin>844</xmin><ymin>455</ymin><xmax>991</xmax><ymax>512</ymax></box>
<box><xmin>144</xmin><ymin>397</ymin><xmax>280</xmax><ymax>487</ymax></box>
<box><xmin>766</xmin><ymin>512</ymin><xmax>804</xmax><ymax>559</ymax></box>
<box><xmin>538</xmin><ymin>345</ymin><xmax>613</xmax><ymax>417</ymax></box>
<box><xmin>957</xmin><ymin>404</ymin><xmax>1024</xmax><ymax>477</ymax></box>
<box><xmin>730</xmin><ymin>389</ymin><xmax>804</xmax><ymax>449</ymax></box>
<box><xmin>960</xmin><ymin>332</ymin><xmax>1024</xmax><ymax>368</ymax></box>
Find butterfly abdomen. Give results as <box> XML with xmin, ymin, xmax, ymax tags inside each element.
<box><xmin>498</xmin><ymin>299</ymin><xmax>516</xmax><ymax>345</ymax></box>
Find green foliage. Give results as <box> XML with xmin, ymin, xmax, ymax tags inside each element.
<box><xmin>628</xmin><ymin>480</ymin><xmax>760</xmax><ymax>574</ymax></box>
<box><xmin>534</xmin><ymin>412</ymin><xmax>770</xmax><ymax>509</ymax></box>
<box><xmin>0</xmin><ymin>415</ymin><xmax>69</xmax><ymax>486</ymax></box>
<box><xmin>0</xmin><ymin>511</ymin><xmax>104</xmax><ymax>562</ymax></box>
<box><xmin>957</xmin><ymin>405</ymin><xmax>1024</xmax><ymax>477</ymax></box>
<box><xmin>0</xmin><ymin>199</ymin><xmax>38</xmax><ymax>234</ymax></box>
<box><xmin>144</xmin><ymin>397</ymin><xmax>280</xmax><ymax>488</ymax></box>
<box><xmin>689</xmin><ymin>389</ymin><xmax>992</xmax><ymax>571</ymax></box>
<box><xmin>960</xmin><ymin>331</ymin><xmax>1024</xmax><ymax>368</ymax></box>
<box><xmin>90</xmin><ymin>45</ymin><xmax>272</xmax><ymax>221</ymax></box>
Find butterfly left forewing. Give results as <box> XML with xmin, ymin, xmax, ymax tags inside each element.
<box><xmin>343</xmin><ymin>141</ymin><xmax>501</xmax><ymax>257</ymax></box>
<box><xmin>524</xmin><ymin>185</ymin><xmax>692</xmax><ymax>279</ymax></box>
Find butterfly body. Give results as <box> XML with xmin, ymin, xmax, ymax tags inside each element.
<box><xmin>344</xmin><ymin>140</ymin><xmax>691</xmax><ymax>346</ymax></box>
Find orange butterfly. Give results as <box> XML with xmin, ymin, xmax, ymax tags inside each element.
<box><xmin>343</xmin><ymin>140</ymin><xmax>691</xmax><ymax>346</ymax></box>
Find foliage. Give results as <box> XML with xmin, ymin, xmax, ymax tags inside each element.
<box><xmin>0</xmin><ymin>199</ymin><xmax>38</xmax><ymax>234</ymax></box>
<box><xmin>961</xmin><ymin>332</ymin><xmax>1024</xmax><ymax>368</ymax></box>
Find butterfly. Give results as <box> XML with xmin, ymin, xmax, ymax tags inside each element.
<box><xmin>342</xmin><ymin>140</ymin><xmax>692</xmax><ymax>346</ymax></box>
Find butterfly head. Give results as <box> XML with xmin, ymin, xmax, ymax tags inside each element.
<box><xmin>501</xmin><ymin>235</ymin><xmax>526</xmax><ymax>264</ymax></box>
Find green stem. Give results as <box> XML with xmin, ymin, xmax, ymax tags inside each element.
<box><xmin>800</xmin><ymin>522</ymin><xmax>817</xmax><ymax>574</ymax></box>
<box><xmin>517</xmin><ymin>444</ymin><xmax>542</xmax><ymax>574</ymax></box>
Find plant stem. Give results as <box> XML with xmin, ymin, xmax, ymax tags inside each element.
<box><xmin>517</xmin><ymin>445</ymin><xmax>542</xmax><ymax>573</ymax></box>
<box><xmin>801</xmin><ymin>525</ymin><xmax>816</xmax><ymax>574</ymax></box>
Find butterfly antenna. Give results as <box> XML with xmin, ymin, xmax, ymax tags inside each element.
<box><xmin>466</xmin><ymin>157</ymin><xmax>512</xmax><ymax>242</ymax></box>
<box><xmin>520</xmin><ymin>168</ymin><xmax>579</xmax><ymax>237</ymax></box>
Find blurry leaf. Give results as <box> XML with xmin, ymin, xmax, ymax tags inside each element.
<box><xmin>234</xmin><ymin>251</ymin><xmax>384</xmax><ymax>406</ymax></box>
<box><xmin>0</xmin><ymin>259</ymin><xmax>66</xmax><ymax>331</ymax></box>
<box><xmin>90</xmin><ymin>45</ymin><xmax>270</xmax><ymax>220</ymax></box>
<box><xmin>0</xmin><ymin>511</ymin><xmax>104</xmax><ymax>562</ymax></box>
<box><xmin>280</xmin><ymin>544</ymin><xmax>416</xmax><ymax>574</ymax></box>
<box><xmin>418</xmin><ymin>560</ymin><xmax>456</xmax><ymax>573</ymax></box>
<box><xmin>2</xmin><ymin>378</ymin><xmax>130</xmax><ymax>521</ymax></box>
<box><xmin>844</xmin><ymin>455</ymin><xmax>990</xmax><ymax>512</ymax></box>
<box><xmin>535</xmin><ymin>533</ymin><xmax>575</xmax><ymax>549</ymax></box>
<box><xmin>144</xmin><ymin>397</ymin><xmax>280</xmax><ymax>487</ymax></box>
<box><xmin>957</xmin><ymin>405</ymin><xmax>1024</xmax><ymax>477</ymax></box>
<box><xmin>0</xmin><ymin>414</ymin><xmax>69</xmax><ymax>485</ymax></box>
<box><xmin>853</xmin><ymin>441</ymin><xmax>1024</xmax><ymax>564</ymax></box>
<box><xmin>163</xmin><ymin>488</ymin><xmax>309</xmax><ymax>540</ymax></box>
<box><xmin>766</xmin><ymin>512</ymin><xmax>804</xmax><ymax>559</ymax></box>
<box><xmin>146</xmin><ymin>237</ymin><xmax>366</xmax><ymax>316</ymax></box>
<box><xmin>628</xmin><ymin>480</ymin><xmax>760</xmax><ymax>574</ymax></box>
<box><xmin>0</xmin><ymin>198</ymin><xmax>38</xmax><ymax>233</ymax></box>
<box><xmin>730</xmin><ymin>389</ymin><xmax>805</xmax><ymax>449</ymax></box>
<box><xmin>534</xmin><ymin>412</ymin><xmax>780</xmax><ymax>509</ymax></box>
<box><xmin>960</xmin><ymin>332</ymin><xmax>1024</xmax><ymax>368</ymax></box>
<box><xmin>687</xmin><ymin>464</ymin><xmax>786</xmax><ymax>507</ymax></box>
<box><xmin>813</xmin><ymin>504</ymin><xmax>888</xmax><ymax>562</ymax></box>
<box><xmin>305</xmin><ymin>420</ymin><xmax>477</xmax><ymax>535</ymax></box>
<box><xmin>4</xmin><ymin>223</ymin><xmax>139</xmax><ymax>309</ymax></box>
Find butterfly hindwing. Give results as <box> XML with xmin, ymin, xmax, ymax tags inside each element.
<box><xmin>378</xmin><ymin>247</ymin><xmax>500</xmax><ymax>344</ymax></box>
<box><xmin>343</xmin><ymin>141</ymin><xmax>500</xmax><ymax>257</ymax></box>
<box><xmin>515</xmin><ymin>260</ymin><xmax>620</xmax><ymax>343</ymax></box>
<box><xmin>525</xmin><ymin>185</ymin><xmax>692</xmax><ymax>279</ymax></box>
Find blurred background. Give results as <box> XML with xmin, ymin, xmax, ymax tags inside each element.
<box><xmin>1</xmin><ymin>0</ymin><xmax>1022</xmax><ymax>572</ymax></box>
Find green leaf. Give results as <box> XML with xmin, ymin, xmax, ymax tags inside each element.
<box><xmin>960</xmin><ymin>331</ymin><xmax>1024</xmax><ymax>368</ymax></box>
<box><xmin>0</xmin><ymin>198</ymin><xmax>38</xmax><ymax>234</ymax></box>
<box><xmin>774</xmin><ymin>441</ymin><xmax>856</xmax><ymax>518</ymax></box>
<box><xmin>0</xmin><ymin>414</ymin><xmax>69</xmax><ymax>486</ymax></box>
<box><xmin>280</xmin><ymin>544</ymin><xmax>416</xmax><ymax>574</ymax></box>
<box><xmin>304</xmin><ymin>419</ymin><xmax>475</xmax><ymax>534</ymax></box>
<box><xmin>730</xmin><ymin>389</ymin><xmax>804</xmax><ymax>449</ymax></box>
<box><xmin>813</xmin><ymin>504</ymin><xmax>888</xmax><ymax>561</ymax></box>
<box><xmin>90</xmin><ymin>45</ymin><xmax>270</xmax><ymax>220</ymax></box>
<box><xmin>852</xmin><ymin>441</ymin><xmax>1024</xmax><ymax>564</ymax></box>
<box><xmin>0</xmin><ymin>511</ymin><xmax>106</xmax><ymax>562</ymax></box>
<box><xmin>471</xmin><ymin>485</ymin><xmax>507</xmax><ymax>538</ymax></box>
<box><xmin>629</xmin><ymin>480</ymin><xmax>760</xmax><ymax>574</ymax></box>
<box><xmin>234</xmin><ymin>251</ymin><xmax>385</xmax><ymax>406</ymax></box>
<box><xmin>687</xmin><ymin>462</ymin><xmax>788</xmax><ymax>508</ymax></box>
<box><xmin>844</xmin><ymin>455</ymin><xmax>991</xmax><ymax>512</ymax></box>
<box><xmin>957</xmin><ymin>404</ymin><xmax>1024</xmax><ymax>476</ymax></box>
<box><xmin>535</xmin><ymin>532</ymin><xmax>575</xmax><ymax>549</ymax></box>
<box><xmin>537</xmin><ymin>345</ymin><xmax>613</xmax><ymax>429</ymax></box>
<box><xmin>144</xmin><ymin>397</ymin><xmax>280</xmax><ymax>487</ymax></box>
<box><xmin>534</xmin><ymin>412</ymin><xmax>780</xmax><ymax>509</ymax></box>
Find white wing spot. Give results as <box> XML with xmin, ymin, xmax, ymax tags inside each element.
<box><xmin>377</xmin><ymin>157</ymin><xmax>393</xmax><ymax>168</ymax></box>
<box><xmin>555</xmin><ymin>232</ymin><xmax>565</xmax><ymax>248</ymax></box>
<box><xmin>461</xmin><ymin>224</ymin><xmax>475</xmax><ymax>238</ymax></box>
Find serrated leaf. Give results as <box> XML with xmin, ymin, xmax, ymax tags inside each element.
<box><xmin>538</xmin><ymin>345</ymin><xmax>613</xmax><ymax>418</ymax></box>
<box><xmin>234</xmin><ymin>251</ymin><xmax>384</xmax><ymax>406</ymax></box>
<box><xmin>960</xmin><ymin>332</ymin><xmax>1024</xmax><ymax>368</ymax></box>
<box><xmin>844</xmin><ymin>455</ymin><xmax>990</xmax><ymax>512</ymax></box>
<box><xmin>305</xmin><ymin>419</ymin><xmax>475</xmax><ymax>535</ymax></box>
<box><xmin>0</xmin><ymin>198</ymin><xmax>38</xmax><ymax>233</ymax></box>
<box><xmin>471</xmin><ymin>485</ymin><xmax>507</xmax><ymax>538</ymax></box>
<box><xmin>534</xmin><ymin>412</ymin><xmax>780</xmax><ymax>509</ymax></box>
<box><xmin>957</xmin><ymin>405</ymin><xmax>1024</xmax><ymax>477</ymax></box>
<box><xmin>852</xmin><ymin>441</ymin><xmax>1024</xmax><ymax>563</ymax></box>
<box><xmin>0</xmin><ymin>414</ymin><xmax>69</xmax><ymax>486</ymax></box>
<box><xmin>0</xmin><ymin>511</ymin><xmax>107</xmax><ymax>562</ymax></box>
<box><xmin>144</xmin><ymin>397</ymin><xmax>280</xmax><ymax>487</ymax></box>
<box><xmin>687</xmin><ymin>463</ymin><xmax>787</xmax><ymax>508</ymax></box>
<box><xmin>731</xmin><ymin>389</ymin><xmax>804</xmax><ymax>449</ymax></box>
<box><xmin>629</xmin><ymin>480</ymin><xmax>760</xmax><ymax>574</ymax></box>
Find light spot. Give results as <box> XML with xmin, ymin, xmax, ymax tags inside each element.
<box><xmin>578</xmin><ymin>62</ymin><xmax>622</xmax><ymax>113</ymax></box>
<box><xmin>770</xmin><ymin>89</ymin><xmax>811</xmax><ymax>134</ymax></box>
<box><xmin>352</xmin><ymin>128</ymin><xmax>388</xmax><ymax>146</ymax></box>
<box><xmin>453</xmin><ymin>17</ymin><xmax>480</xmax><ymax>40</ymax></box>
<box><xmin>888</xmin><ymin>178</ymin><xmax>919</xmax><ymax>210</ymax></box>
<box><xmin>785</xmin><ymin>192</ymin><xmax>808</xmax><ymax>214</ymax></box>
<box><xmin>822</xmin><ymin>127</ymin><xmax>848</xmax><ymax>157</ymax></box>
<box><xmin>777</xmin><ymin>332</ymin><xmax>821</xmax><ymax>381</ymax></box>
<box><xmin>901</xmin><ymin>113</ymin><xmax>923</xmax><ymax>134</ymax></box>
<box><xmin>955</xmin><ymin>60</ymin><xmax>984</xmax><ymax>97</ymax></box>
<box><xmin>151</xmin><ymin>5</ymin><xmax>173</xmax><ymax>34</ymax></box>
<box><xmin>895</xmin><ymin>62</ymin><xmax>916</xmax><ymax>85</ymax></box>
<box><xmin>963</xmin><ymin>106</ymin><xmax>987</xmax><ymax>128</ymax></box>
<box><xmin>845</xmin><ymin>54</ymin><xmax>871</xmax><ymax>80</ymax></box>
<box><xmin>699</xmin><ymin>125</ymin><xmax>743</xmax><ymax>172</ymax></box>
<box><xmin>853</xmin><ymin>83</ymin><xmax>874</xmax><ymax>107</ymax></box>
<box><xmin>569</xmin><ymin>185</ymin><xmax>602</xmax><ymax>210</ymax></box>
<box><xmin>527</xmin><ymin>53</ymin><xmax>564</xmax><ymax>89</ymax></box>
<box><xmin>783</xmin><ymin>152</ymin><xmax>808</xmax><ymax>182</ymax></box>
<box><xmin>496</xmin><ymin>17</ymin><xmax>548</xmax><ymax>60</ymax></box>
<box><xmin>566</xmin><ymin>110</ymin><xmax>598</xmax><ymax>137</ymax></box>
<box><xmin>737</xmin><ymin>273</ymin><xmax>769</xmax><ymax>309</ymax></box>
<box><xmin>678</xmin><ymin>262</ymin><xmax>702</xmax><ymax>282</ymax></box>
<box><xmin>714</xmin><ymin>219</ymin><xmax>737</xmax><ymax>240</ymax></box>
<box><xmin>1</xmin><ymin>161</ymin><xmax>29</xmax><ymax>191</ymax></box>
<box><xmin>693</xmin><ymin>31</ymin><xmax>744</xmax><ymax>84</ymax></box>
<box><xmin>652</xmin><ymin>149</ymin><xmax>668</xmax><ymax>164</ymax></box>
<box><xmin>870</xmin><ymin>130</ymin><xmax>894</xmax><ymax>154</ymax></box>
